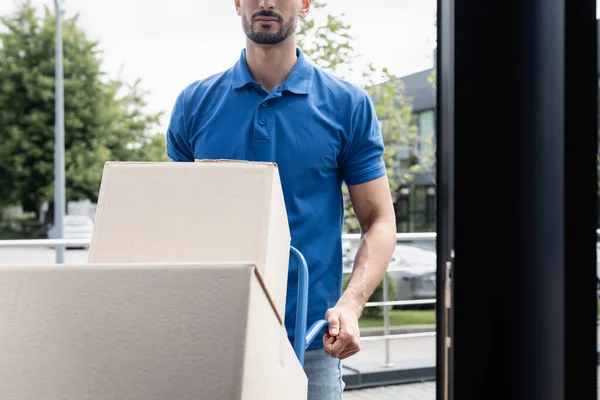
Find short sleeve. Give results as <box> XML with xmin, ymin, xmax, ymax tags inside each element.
<box><xmin>339</xmin><ymin>91</ymin><xmax>387</xmax><ymax>186</ymax></box>
<box><xmin>166</xmin><ymin>90</ymin><xmax>194</xmax><ymax>162</ymax></box>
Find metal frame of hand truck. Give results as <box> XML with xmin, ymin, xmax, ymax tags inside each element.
<box><xmin>290</xmin><ymin>246</ymin><xmax>329</xmax><ymax>367</ymax></box>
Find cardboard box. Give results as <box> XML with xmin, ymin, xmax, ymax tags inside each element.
<box><xmin>87</xmin><ymin>161</ymin><xmax>291</xmax><ymax>320</ymax></box>
<box><xmin>0</xmin><ymin>262</ymin><xmax>307</xmax><ymax>400</ymax></box>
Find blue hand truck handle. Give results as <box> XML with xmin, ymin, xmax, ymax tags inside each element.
<box><xmin>290</xmin><ymin>246</ymin><xmax>329</xmax><ymax>367</ymax></box>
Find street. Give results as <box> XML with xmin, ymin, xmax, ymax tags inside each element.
<box><xmin>344</xmin><ymin>381</ymin><xmax>435</xmax><ymax>399</ymax></box>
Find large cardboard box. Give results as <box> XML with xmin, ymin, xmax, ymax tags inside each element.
<box><xmin>87</xmin><ymin>161</ymin><xmax>291</xmax><ymax>320</ymax></box>
<box><xmin>0</xmin><ymin>262</ymin><xmax>307</xmax><ymax>400</ymax></box>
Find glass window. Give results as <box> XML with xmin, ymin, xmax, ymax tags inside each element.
<box><xmin>418</xmin><ymin>110</ymin><xmax>435</xmax><ymax>166</ymax></box>
<box><xmin>426</xmin><ymin>186</ymin><xmax>436</xmax><ymax>223</ymax></box>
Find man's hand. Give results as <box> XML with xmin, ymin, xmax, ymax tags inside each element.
<box><xmin>322</xmin><ymin>176</ymin><xmax>396</xmax><ymax>360</ymax></box>
<box><xmin>323</xmin><ymin>305</ymin><xmax>361</xmax><ymax>359</ymax></box>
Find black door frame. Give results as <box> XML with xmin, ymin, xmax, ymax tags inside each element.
<box><xmin>436</xmin><ymin>0</ymin><xmax>598</xmax><ymax>399</ymax></box>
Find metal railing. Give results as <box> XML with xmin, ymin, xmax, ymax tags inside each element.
<box><xmin>0</xmin><ymin>232</ymin><xmax>438</xmax><ymax>369</ymax></box>
<box><xmin>0</xmin><ymin>238</ymin><xmax>91</xmax><ymax>248</ymax></box>
<box><xmin>342</xmin><ymin>232</ymin><xmax>436</xmax><ymax>368</ymax></box>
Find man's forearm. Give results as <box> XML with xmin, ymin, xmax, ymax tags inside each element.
<box><xmin>337</xmin><ymin>219</ymin><xmax>397</xmax><ymax>317</ymax></box>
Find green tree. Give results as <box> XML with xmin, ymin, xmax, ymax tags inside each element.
<box><xmin>406</xmin><ymin>67</ymin><xmax>437</xmax><ymax>185</ymax></box>
<box><xmin>296</xmin><ymin>0</ymin><xmax>355</xmax><ymax>76</ymax></box>
<box><xmin>297</xmin><ymin>1</ymin><xmax>418</xmax><ymax>232</ymax></box>
<box><xmin>0</xmin><ymin>1</ymin><xmax>165</xmax><ymax>221</ymax></box>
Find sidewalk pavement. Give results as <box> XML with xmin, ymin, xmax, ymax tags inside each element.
<box><xmin>343</xmin><ymin>334</ymin><xmax>435</xmax><ymax>374</ymax></box>
<box><xmin>344</xmin><ymin>381</ymin><xmax>435</xmax><ymax>400</ymax></box>
<box><xmin>345</xmin><ymin>366</ymin><xmax>600</xmax><ymax>399</ymax></box>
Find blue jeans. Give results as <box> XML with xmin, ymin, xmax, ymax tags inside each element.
<box><xmin>303</xmin><ymin>349</ymin><xmax>345</xmax><ymax>400</ymax></box>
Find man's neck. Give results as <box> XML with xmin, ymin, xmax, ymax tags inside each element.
<box><xmin>244</xmin><ymin>38</ymin><xmax>298</xmax><ymax>93</ymax></box>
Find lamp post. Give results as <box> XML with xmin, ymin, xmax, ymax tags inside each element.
<box><xmin>54</xmin><ymin>0</ymin><xmax>66</xmax><ymax>263</ymax></box>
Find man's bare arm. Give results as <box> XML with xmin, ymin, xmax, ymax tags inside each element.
<box><xmin>338</xmin><ymin>174</ymin><xmax>397</xmax><ymax>316</ymax></box>
<box><xmin>323</xmin><ymin>175</ymin><xmax>396</xmax><ymax>359</ymax></box>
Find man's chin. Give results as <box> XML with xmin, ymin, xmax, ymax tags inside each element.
<box><xmin>246</xmin><ymin>33</ymin><xmax>286</xmax><ymax>46</ymax></box>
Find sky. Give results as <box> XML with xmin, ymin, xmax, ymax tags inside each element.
<box><xmin>0</xmin><ymin>0</ymin><xmax>437</xmax><ymax>132</ymax></box>
<box><xmin>1</xmin><ymin>0</ymin><xmax>599</xmax><ymax>133</ymax></box>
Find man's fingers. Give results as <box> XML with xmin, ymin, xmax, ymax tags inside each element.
<box><xmin>323</xmin><ymin>333</ymin><xmax>337</xmax><ymax>357</ymax></box>
<box><xmin>323</xmin><ymin>307</ymin><xmax>362</xmax><ymax>359</ymax></box>
<box><xmin>323</xmin><ymin>332</ymin><xmax>335</xmax><ymax>351</ymax></box>
<box><xmin>324</xmin><ymin>329</ymin><xmax>352</xmax><ymax>358</ymax></box>
<box><xmin>330</xmin><ymin>333</ymin><xmax>347</xmax><ymax>356</ymax></box>
<box><xmin>325</xmin><ymin>308</ymin><xmax>341</xmax><ymax>336</ymax></box>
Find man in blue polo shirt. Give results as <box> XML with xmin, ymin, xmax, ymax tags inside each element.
<box><xmin>166</xmin><ymin>0</ymin><xmax>396</xmax><ymax>398</ymax></box>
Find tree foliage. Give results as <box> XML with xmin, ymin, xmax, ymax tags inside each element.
<box><xmin>296</xmin><ymin>0</ymin><xmax>355</xmax><ymax>76</ymax></box>
<box><xmin>0</xmin><ymin>1</ymin><xmax>166</xmax><ymax>219</ymax></box>
<box><xmin>297</xmin><ymin>1</ymin><xmax>425</xmax><ymax>232</ymax></box>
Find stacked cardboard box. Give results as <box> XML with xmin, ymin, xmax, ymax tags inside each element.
<box><xmin>0</xmin><ymin>161</ymin><xmax>308</xmax><ymax>400</ymax></box>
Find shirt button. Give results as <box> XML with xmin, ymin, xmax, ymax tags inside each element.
<box><xmin>259</xmin><ymin>119</ymin><xmax>266</xmax><ymax>126</ymax></box>
<box><xmin>261</xmin><ymin>102</ymin><xmax>267</xmax><ymax>107</ymax></box>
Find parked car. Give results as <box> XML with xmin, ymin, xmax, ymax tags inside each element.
<box><xmin>387</xmin><ymin>245</ymin><xmax>437</xmax><ymax>305</ymax></box>
<box><xmin>342</xmin><ymin>242</ymin><xmax>437</xmax><ymax>305</ymax></box>
<box><xmin>47</xmin><ymin>215</ymin><xmax>94</xmax><ymax>248</ymax></box>
<box><xmin>342</xmin><ymin>240</ymin><xmax>358</xmax><ymax>269</ymax></box>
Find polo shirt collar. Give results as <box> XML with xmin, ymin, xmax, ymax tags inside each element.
<box><xmin>231</xmin><ymin>47</ymin><xmax>313</xmax><ymax>94</ymax></box>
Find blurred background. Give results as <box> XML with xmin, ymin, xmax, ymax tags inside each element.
<box><xmin>1</xmin><ymin>0</ymin><xmax>599</xmax><ymax>398</ymax></box>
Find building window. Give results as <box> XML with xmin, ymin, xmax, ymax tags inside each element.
<box><xmin>411</xmin><ymin>186</ymin><xmax>427</xmax><ymax>230</ymax></box>
<box><xmin>395</xmin><ymin>187</ymin><xmax>410</xmax><ymax>232</ymax></box>
<box><xmin>417</xmin><ymin>110</ymin><xmax>435</xmax><ymax>167</ymax></box>
<box><xmin>394</xmin><ymin>184</ymin><xmax>437</xmax><ymax>233</ymax></box>
<box><xmin>425</xmin><ymin>186</ymin><xmax>436</xmax><ymax>224</ymax></box>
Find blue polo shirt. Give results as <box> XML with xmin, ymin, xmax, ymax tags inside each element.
<box><xmin>166</xmin><ymin>47</ymin><xmax>386</xmax><ymax>349</ymax></box>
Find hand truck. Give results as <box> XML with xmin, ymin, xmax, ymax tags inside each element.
<box><xmin>290</xmin><ymin>246</ymin><xmax>329</xmax><ymax>367</ymax></box>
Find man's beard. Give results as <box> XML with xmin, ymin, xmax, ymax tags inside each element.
<box><xmin>242</xmin><ymin>13</ymin><xmax>297</xmax><ymax>45</ymax></box>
